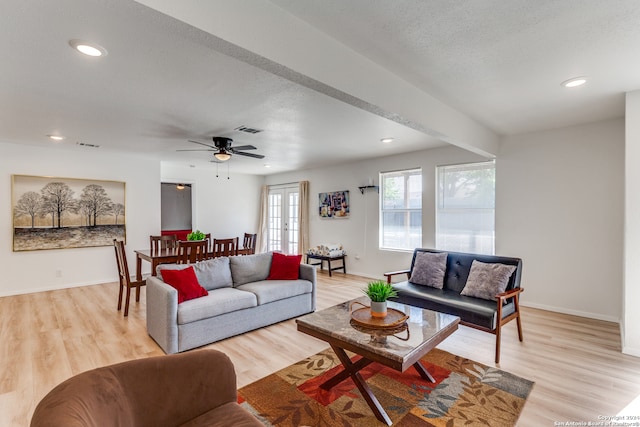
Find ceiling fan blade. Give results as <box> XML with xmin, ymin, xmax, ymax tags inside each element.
<box><xmin>233</xmin><ymin>151</ymin><xmax>265</xmax><ymax>159</ymax></box>
<box><xmin>188</xmin><ymin>139</ymin><xmax>215</xmax><ymax>149</ymax></box>
<box><xmin>230</xmin><ymin>145</ymin><xmax>257</xmax><ymax>151</ymax></box>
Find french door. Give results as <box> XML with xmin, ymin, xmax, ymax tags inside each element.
<box><xmin>267</xmin><ymin>185</ymin><xmax>299</xmax><ymax>254</ymax></box>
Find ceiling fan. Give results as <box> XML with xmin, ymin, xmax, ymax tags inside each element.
<box><xmin>178</xmin><ymin>137</ymin><xmax>265</xmax><ymax>162</ymax></box>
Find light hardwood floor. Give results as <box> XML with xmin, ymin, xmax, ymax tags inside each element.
<box><xmin>2</xmin><ymin>272</ymin><xmax>640</xmax><ymax>426</ymax></box>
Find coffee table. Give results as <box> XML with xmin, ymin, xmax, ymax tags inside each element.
<box><xmin>296</xmin><ymin>296</ymin><xmax>459</xmax><ymax>425</ymax></box>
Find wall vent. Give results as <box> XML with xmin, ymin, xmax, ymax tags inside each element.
<box><xmin>76</xmin><ymin>142</ymin><xmax>101</xmax><ymax>148</ymax></box>
<box><xmin>234</xmin><ymin>125</ymin><xmax>263</xmax><ymax>134</ymax></box>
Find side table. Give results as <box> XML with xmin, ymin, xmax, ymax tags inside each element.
<box><xmin>305</xmin><ymin>253</ymin><xmax>346</xmax><ymax>277</ymax></box>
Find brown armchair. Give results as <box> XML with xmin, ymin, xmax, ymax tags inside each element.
<box><xmin>31</xmin><ymin>349</ymin><xmax>262</xmax><ymax>427</ymax></box>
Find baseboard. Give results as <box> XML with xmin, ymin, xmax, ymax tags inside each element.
<box><xmin>620</xmin><ymin>322</ymin><xmax>640</xmax><ymax>357</ymax></box>
<box><xmin>0</xmin><ymin>279</ymin><xmax>113</xmax><ymax>298</ymax></box>
<box><xmin>521</xmin><ymin>301</ymin><xmax>620</xmax><ymax>323</ymax></box>
<box><xmin>622</xmin><ymin>345</ymin><xmax>640</xmax><ymax>357</ymax></box>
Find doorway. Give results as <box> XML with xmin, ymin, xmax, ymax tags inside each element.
<box><xmin>267</xmin><ymin>185</ymin><xmax>299</xmax><ymax>254</ymax></box>
<box><xmin>161</xmin><ymin>183</ymin><xmax>192</xmax><ymax>235</ymax></box>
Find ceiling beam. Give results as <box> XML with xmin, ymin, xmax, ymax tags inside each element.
<box><xmin>135</xmin><ymin>0</ymin><xmax>499</xmax><ymax>157</ymax></box>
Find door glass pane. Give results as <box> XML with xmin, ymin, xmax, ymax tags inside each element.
<box><xmin>288</xmin><ymin>191</ymin><xmax>299</xmax><ymax>254</ymax></box>
<box><xmin>268</xmin><ymin>193</ymin><xmax>282</xmax><ymax>252</ymax></box>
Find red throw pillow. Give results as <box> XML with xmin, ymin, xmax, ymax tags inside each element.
<box><xmin>160</xmin><ymin>267</ymin><xmax>208</xmax><ymax>303</ymax></box>
<box><xmin>267</xmin><ymin>252</ymin><xmax>302</xmax><ymax>280</ymax></box>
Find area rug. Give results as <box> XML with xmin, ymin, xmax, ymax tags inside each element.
<box><xmin>238</xmin><ymin>348</ymin><xmax>534</xmax><ymax>426</ymax></box>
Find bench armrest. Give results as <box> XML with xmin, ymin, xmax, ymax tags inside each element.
<box><xmin>384</xmin><ymin>269</ymin><xmax>411</xmax><ymax>284</ymax></box>
<box><xmin>495</xmin><ymin>287</ymin><xmax>524</xmax><ymax>301</ymax></box>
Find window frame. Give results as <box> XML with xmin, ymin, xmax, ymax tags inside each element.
<box><xmin>379</xmin><ymin>167</ymin><xmax>423</xmax><ymax>251</ymax></box>
<box><xmin>435</xmin><ymin>160</ymin><xmax>496</xmax><ymax>255</ymax></box>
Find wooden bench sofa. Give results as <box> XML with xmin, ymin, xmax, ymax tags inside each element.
<box><xmin>385</xmin><ymin>248</ymin><xmax>523</xmax><ymax>363</ymax></box>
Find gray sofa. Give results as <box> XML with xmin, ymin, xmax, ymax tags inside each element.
<box><xmin>146</xmin><ymin>252</ymin><xmax>316</xmax><ymax>354</ymax></box>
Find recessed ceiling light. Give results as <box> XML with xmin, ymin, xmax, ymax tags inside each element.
<box><xmin>47</xmin><ymin>135</ymin><xmax>65</xmax><ymax>141</ymax></box>
<box><xmin>381</xmin><ymin>138</ymin><xmax>394</xmax><ymax>143</ymax></box>
<box><xmin>69</xmin><ymin>39</ymin><xmax>108</xmax><ymax>57</ymax></box>
<box><xmin>264</xmin><ymin>164</ymin><xmax>272</xmax><ymax>168</ymax></box>
<box><xmin>561</xmin><ymin>77</ymin><xmax>587</xmax><ymax>88</ymax></box>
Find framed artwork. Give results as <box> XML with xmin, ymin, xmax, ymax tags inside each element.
<box><xmin>12</xmin><ymin>175</ymin><xmax>126</xmax><ymax>251</ymax></box>
<box><xmin>318</xmin><ymin>190</ymin><xmax>350</xmax><ymax>218</ymax></box>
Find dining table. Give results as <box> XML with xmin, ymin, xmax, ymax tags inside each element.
<box><xmin>134</xmin><ymin>248</ymin><xmax>180</xmax><ymax>281</ymax></box>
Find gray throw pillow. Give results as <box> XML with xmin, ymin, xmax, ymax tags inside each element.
<box><xmin>229</xmin><ymin>252</ymin><xmax>273</xmax><ymax>286</ymax></box>
<box><xmin>409</xmin><ymin>251</ymin><xmax>447</xmax><ymax>289</ymax></box>
<box><xmin>460</xmin><ymin>260</ymin><xmax>517</xmax><ymax>300</ymax></box>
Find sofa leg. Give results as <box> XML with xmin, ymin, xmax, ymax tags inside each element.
<box><xmin>516</xmin><ymin>314</ymin><xmax>524</xmax><ymax>342</ymax></box>
<box><xmin>495</xmin><ymin>327</ymin><xmax>502</xmax><ymax>364</ymax></box>
<box><xmin>514</xmin><ymin>296</ymin><xmax>524</xmax><ymax>342</ymax></box>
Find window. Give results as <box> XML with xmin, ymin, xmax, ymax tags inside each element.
<box><xmin>436</xmin><ymin>161</ymin><xmax>495</xmax><ymax>254</ymax></box>
<box><xmin>380</xmin><ymin>168</ymin><xmax>422</xmax><ymax>250</ymax></box>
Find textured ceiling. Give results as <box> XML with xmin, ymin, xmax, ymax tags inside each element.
<box><xmin>271</xmin><ymin>0</ymin><xmax>640</xmax><ymax>134</ymax></box>
<box><xmin>1</xmin><ymin>0</ymin><xmax>639</xmax><ymax>174</ymax></box>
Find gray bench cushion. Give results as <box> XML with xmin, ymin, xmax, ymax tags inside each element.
<box><xmin>177</xmin><ymin>288</ymin><xmax>257</xmax><ymax>325</ymax></box>
<box><xmin>236</xmin><ymin>280</ymin><xmax>312</xmax><ymax>305</ymax></box>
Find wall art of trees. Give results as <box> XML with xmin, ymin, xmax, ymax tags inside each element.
<box><xmin>12</xmin><ymin>176</ymin><xmax>125</xmax><ymax>251</ymax></box>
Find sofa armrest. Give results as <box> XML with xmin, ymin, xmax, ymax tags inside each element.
<box><xmin>146</xmin><ymin>276</ymin><xmax>179</xmax><ymax>354</ymax></box>
<box><xmin>118</xmin><ymin>349</ymin><xmax>238</xmax><ymax>424</ymax></box>
<box><xmin>299</xmin><ymin>263</ymin><xmax>317</xmax><ymax>311</ymax></box>
<box><xmin>384</xmin><ymin>269</ymin><xmax>411</xmax><ymax>284</ymax></box>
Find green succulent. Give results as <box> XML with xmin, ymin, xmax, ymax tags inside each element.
<box><xmin>187</xmin><ymin>230</ymin><xmax>206</xmax><ymax>241</ymax></box>
<box><xmin>363</xmin><ymin>280</ymin><xmax>398</xmax><ymax>303</ymax></box>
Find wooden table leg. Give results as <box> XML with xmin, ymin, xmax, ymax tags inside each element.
<box><xmin>324</xmin><ymin>345</ymin><xmax>392</xmax><ymax>426</ymax></box>
<box><xmin>136</xmin><ymin>255</ymin><xmax>143</xmax><ymax>281</ymax></box>
<box><xmin>320</xmin><ymin>356</ymin><xmax>373</xmax><ymax>390</ymax></box>
<box><xmin>413</xmin><ymin>361</ymin><xmax>436</xmax><ymax>383</ymax></box>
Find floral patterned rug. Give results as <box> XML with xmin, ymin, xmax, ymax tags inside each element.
<box><xmin>238</xmin><ymin>348</ymin><xmax>534</xmax><ymax>426</ymax></box>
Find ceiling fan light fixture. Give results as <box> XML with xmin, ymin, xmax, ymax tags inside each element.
<box><xmin>214</xmin><ymin>152</ymin><xmax>231</xmax><ymax>162</ymax></box>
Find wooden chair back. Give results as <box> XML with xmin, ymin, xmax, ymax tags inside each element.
<box><xmin>212</xmin><ymin>237</ymin><xmax>238</xmax><ymax>258</ymax></box>
<box><xmin>176</xmin><ymin>240</ymin><xmax>208</xmax><ymax>264</ymax></box>
<box><xmin>205</xmin><ymin>233</ymin><xmax>212</xmax><ymax>252</ymax></box>
<box><xmin>150</xmin><ymin>234</ymin><xmax>178</xmax><ymax>254</ymax></box>
<box><xmin>113</xmin><ymin>239</ymin><xmax>145</xmax><ymax>316</ymax></box>
<box><xmin>240</xmin><ymin>233</ymin><xmax>257</xmax><ymax>255</ymax></box>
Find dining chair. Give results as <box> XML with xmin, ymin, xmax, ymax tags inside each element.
<box><xmin>177</xmin><ymin>240</ymin><xmax>208</xmax><ymax>264</ymax></box>
<box><xmin>205</xmin><ymin>233</ymin><xmax>212</xmax><ymax>253</ymax></box>
<box><xmin>113</xmin><ymin>239</ymin><xmax>146</xmax><ymax>317</ymax></box>
<box><xmin>150</xmin><ymin>234</ymin><xmax>178</xmax><ymax>254</ymax></box>
<box><xmin>212</xmin><ymin>237</ymin><xmax>238</xmax><ymax>257</ymax></box>
<box><xmin>238</xmin><ymin>233</ymin><xmax>257</xmax><ymax>255</ymax></box>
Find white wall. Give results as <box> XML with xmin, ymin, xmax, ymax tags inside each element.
<box><xmin>624</xmin><ymin>92</ymin><xmax>640</xmax><ymax>356</ymax></box>
<box><xmin>265</xmin><ymin>145</ymin><xmax>486</xmax><ymax>278</ymax></box>
<box><xmin>498</xmin><ymin>118</ymin><xmax>624</xmax><ymax>321</ymax></box>
<box><xmin>160</xmin><ymin>162</ymin><xmax>263</xmax><ymax>242</ymax></box>
<box><xmin>266</xmin><ymin>119</ymin><xmax>625</xmax><ymax>323</ymax></box>
<box><xmin>0</xmin><ymin>141</ymin><xmax>160</xmax><ymax>296</ymax></box>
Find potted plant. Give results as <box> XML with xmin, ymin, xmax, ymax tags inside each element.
<box><xmin>363</xmin><ymin>280</ymin><xmax>398</xmax><ymax>318</ymax></box>
<box><xmin>187</xmin><ymin>230</ymin><xmax>206</xmax><ymax>241</ymax></box>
